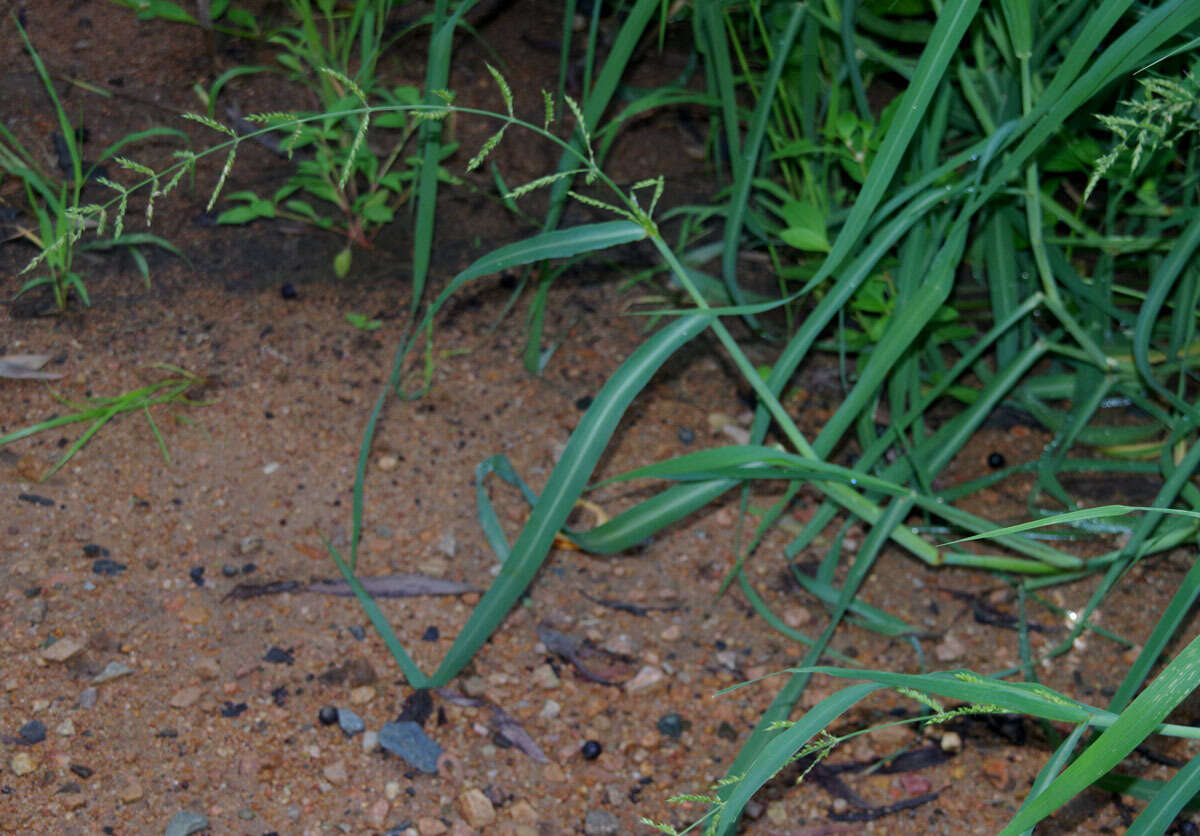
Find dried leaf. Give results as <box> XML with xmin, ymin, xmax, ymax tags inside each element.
<box><xmin>537</xmin><ymin>622</ymin><xmax>635</xmax><ymax>685</ymax></box>
<box><xmin>435</xmin><ymin>688</ymin><xmax>548</xmax><ymax>763</ymax></box>
<box><xmin>306</xmin><ymin>573</ymin><xmax>478</xmax><ymax>598</ymax></box>
<box><xmin>0</xmin><ymin>354</ymin><xmax>62</xmax><ymax>380</ymax></box>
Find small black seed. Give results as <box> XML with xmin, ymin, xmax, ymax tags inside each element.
<box><xmin>581</xmin><ymin>740</ymin><xmax>602</xmax><ymax>760</ymax></box>
<box><xmin>241</xmin><ymin>562</ymin><xmax>257</xmax><ymax>574</ymax></box>
<box><xmin>987</xmin><ymin>452</ymin><xmax>1006</xmax><ymax>469</ymax></box>
<box><xmin>280</xmin><ymin>283</ymin><xmax>298</xmax><ymax>300</ymax></box>
<box><xmin>317</xmin><ymin>705</ymin><xmax>338</xmax><ymax>725</ymax></box>
<box><xmin>69</xmin><ymin>764</ymin><xmax>93</xmax><ymax>779</ymax></box>
<box><xmin>575</xmin><ymin>395</ymin><xmax>594</xmax><ymax>411</ymax></box>
<box><xmin>188</xmin><ymin>566</ymin><xmax>205</xmax><ymax>586</ymax></box>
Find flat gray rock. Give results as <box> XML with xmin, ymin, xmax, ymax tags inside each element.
<box><xmin>164</xmin><ymin>809</ymin><xmax>209</xmax><ymax>836</ymax></box>
<box><xmin>378</xmin><ymin>720</ymin><xmax>442</xmax><ymax>774</ymax></box>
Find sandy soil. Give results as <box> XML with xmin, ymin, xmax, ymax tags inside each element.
<box><xmin>2</xmin><ymin>2</ymin><xmax>1197</xmax><ymax>835</ymax></box>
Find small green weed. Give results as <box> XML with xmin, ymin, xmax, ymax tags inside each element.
<box><xmin>1</xmin><ymin>19</ymin><xmax>187</xmax><ymax>310</ymax></box>
<box><xmin>0</xmin><ymin>364</ymin><xmax>214</xmax><ymax>481</ymax></box>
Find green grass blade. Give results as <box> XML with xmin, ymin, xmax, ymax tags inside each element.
<box><xmin>325</xmin><ymin>538</ymin><xmax>429</xmax><ymax>687</ymax></box>
<box><xmin>1124</xmin><ymin>754</ymin><xmax>1200</xmax><ymax>835</ymax></box>
<box><xmin>427</xmin><ymin>313</ymin><xmax>711</xmax><ymax>686</ymax></box>
<box><xmin>712</xmin><ymin>682</ymin><xmax>884</xmax><ymax>830</ymax></box>
<box><xmin>807</xmin><ymin>0</ymin><xmax>982</xmax><ymax>289</ymax></box>
<box><xmin>998</xmin><ymin>632</ymin><xmax>1200</xmax><ymax>835</ymax></box>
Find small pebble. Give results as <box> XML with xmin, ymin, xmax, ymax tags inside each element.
<box><xmin>323</xmin><ymin>760</ymin><xmax>348</xmax><ymax>785</ymax></box>
<box><xmin>280</xmin><ymin>283</ymin><xmax>298</xmax><ymax>300</ymax></box>
<box><xmin>349</xmin><ymin>685</ymin><xmax>376</xmax><ymax>705</ymax></box>
<box><xmin>82</xmin><ymin>544</ymin><xmax>110</xmax><ymax>558</ymax></box>
<box><xmin>318</xmin><ymin>706</ymin><xmax>339</xmax><ymax>726</ymax></box>
<box><xmin>935</xmin><ymin>634</ymin><xmax>967</xmax><ymax>662</ymax></box>
<box><xmin>170</xmin><ymin>687</ymin><xmax>203</xmax><ymax>709</ymax></box>
<box><xmin>438</xmin><ymin>533</ymin><xmax>457</xmax><ymax>557</ymax></box>
<box><xmin>348</xmin><ymin>624</ymin><xmax>366</xmax><ymax>641</ymax></box>
<box><xmin>656</xmin><ymin>713</ymin><xmax>684</xmax><ymax>739</ymax></box>
<box><xmin>92</xmin><ymin>661</ymin><xmax>134</xmax><ymax>683</ymax></box>
<box><xmin>581</xmin><ymin>740</ymin><xmax>602</xmax><ymax>760</ymax></box>
<box><xmin>361</xmin><ymin>730</ymin><xmax>380</xmax><ymax>753</ymax></box>
<box><xmin>55</xmin><ymin>718</ymin><xmax>75</xmax><ymax>737</ymax></box>
<box><xmin>18</xmin><ymin>720</ymin><xmax>46</xmax><ymax>744</ymax></box>
<box><xmin>188</xmin><ymin>566</ymin><xmax>205</xmax><ymax>586</ymax></box>
<box><xmin>237</xmin><ymin>536</ymin><xmax>263</xmax><ymax>556</ymax></box>
<box><xmin>531</xmin><ymin>663</ymin><xmax>560</xmax><ymax>689</ymax></box>
<box><xmin>221</xmin><ymin>564</ymin><xmax>240</xmax><ymax>577</ymax></box>
<box><xmin>583</xmin><ymin>809</ymin><xmax>620</xmax><ymax>836</ymax></box>
<box><xmin>539</xmin><ymin>700</ymin><xmax>560</xmax><ymax>720</ymax></box>
<box><xmin>677</xmin><ymin>426</ymin><xmax>695</xmax><ymax>445</ymax></box>
<box><xmin>164</xmin><ymin>810</ymin><xmax>210</xmax><ymax>836</ymax></box>
<box><xmin>458</xmin><ymin>788</ymin><xmax>496</xmax><ymax>828</ymax></box>
<box><xmin>77</xmin><ymin>687</ymin><xmax>98</xmax><ymax>709</ymax></box>
<box><xmin>421</xmin><ymin>626</ymin><xmax>440</xmax><ymax>642</ymax></box>
<box><xmin>337</xmin><ymin>708</ymin><xmax>365</xmax><ymax>737</ymax></box>
<box><xmin>941</xmin><ymin>731</ymin><xmax>962</xmax><ymax>753</ymax></box>
<box><xmin>625</xmin><ymin>665</ymin><xmax>666</xmax><ymax>693</ymax></box>
<box><xmin>10</xmin><ymin>752</ymin><xmax>37</xmax><ymax>776</ymax></box>
<box><xmin>462</xmin><ymin>676</ymin><xmax>487</xmax><ymax>698</ymax></box>
<box><xmin>660</xmin><ymin>624</ymin><xmax>682</xmax><ymax>642</ymax></box>
<box><xmin>42</xmin><ymin>637</ymin><xmax>85</xmax><ymax>662</ymax></box>
<box><xmin>378</xmin><ymin>721</ymin><xmax>442</xmax><ymax>774</ymax></box>
<box><xmin>70</xmin><ymin>764</ymin><xmax>93</xmax><ymax>779</ymax></box>
<box><xmin>118</xmin><ymin>778</ymin><xmax>144</xmax><ymax>803</ymax></box>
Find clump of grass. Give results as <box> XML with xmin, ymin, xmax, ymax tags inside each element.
<box><xmin>0</xmin><ymin>364</ymin><xmax>214</xmax><ymax>481</ymax></box>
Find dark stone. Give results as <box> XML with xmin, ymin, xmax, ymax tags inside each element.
<box><xmin>716</xmin><ymin>721</ymin><xmax>738</xmax><ymax>741</ymax></box>
<box><xmin>18</xmin><ymin>720</ymin><xmax>45</xmax><ymax>744</ymax></box>
<box><xmin>221</xmin><ymin>564</ymin><xmax>240</xmax><ymax>578</ymax></box>
<box><xmin>575</xmin><ymin>395</ymin><xmax>594</xmax><ymax>411</ymax></box>
<box><xmin>69</xmin><ymin>764</ymin><xmax>93</xmax><ymax>779</ymax></box>
<box><xmin>92</xmin><ymin>559</ymin><xmax>126</xmax><ymax>577</ymax></box>
<box><xmin>396</xmin><ymin>689</ymin><xmax>433</xmax><ymax>727</ymax></box>
<box><xmin>378</xmin><ymin>721</ymin><xmax>442</xmax><ymax>774</ymax></box>
<box><xmin>656</xmin><ymin>713</ymin><xmax>685</xmax><ymax>738</ymax></box>
<box><xmin>82</xmin><ymin>544</ymin><xmax>110</xmax><ymax>558</ymax></box>
<box><xmin>220</xmin><ymin>702</ymin><xmax>247</xmax><ymax>718</ymax></box>
<box><xmin>421</xmin><ymin>626</ymin><xmax>439</xmax><ymax>642</ymax></box>
<box><xmin>677</xmin><ymin>427</ymin><xmax>695</xmax><ymax>445</ymax></box>
<box><xmin>188</xmin><ymin>566</ymin><xmax>205</xmax><ymax>586</ymax></box>
<box><xmin>987</xmin><ymin>452</ymin><xmax>1006</xmax><ymax>469</ymax></box>
<box><xmin>263</xmin><ymin>646</ymin><xmax>294</xmax><ymax>665</ymax></box>
<box><xmin>280</xmin><ymin>283</ymin><xmax>298</xmax><ymax>300</ymax></box>
<box><xmin>337</xmin><ymin>708</ymin><xmax>365</xmax><ymax>737</ymax></box>
<box><xmin>18</xmin><ymin>493</ymin><xmax>54</xmax><ymax>507</ymax></box>
<box><xmin>581</xmin><ymin>740</ymin><xmax>602</xmax><ymax>760</ymax></box>
<box><xmin>317</xmin><ymin>706</ymin><xmax>339</xmax><ymax>726</ymax></box>
<box><xmin>348</xmin><ymin>625</ymin><xmax>366</xmax><ymax>641</ymax></box>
